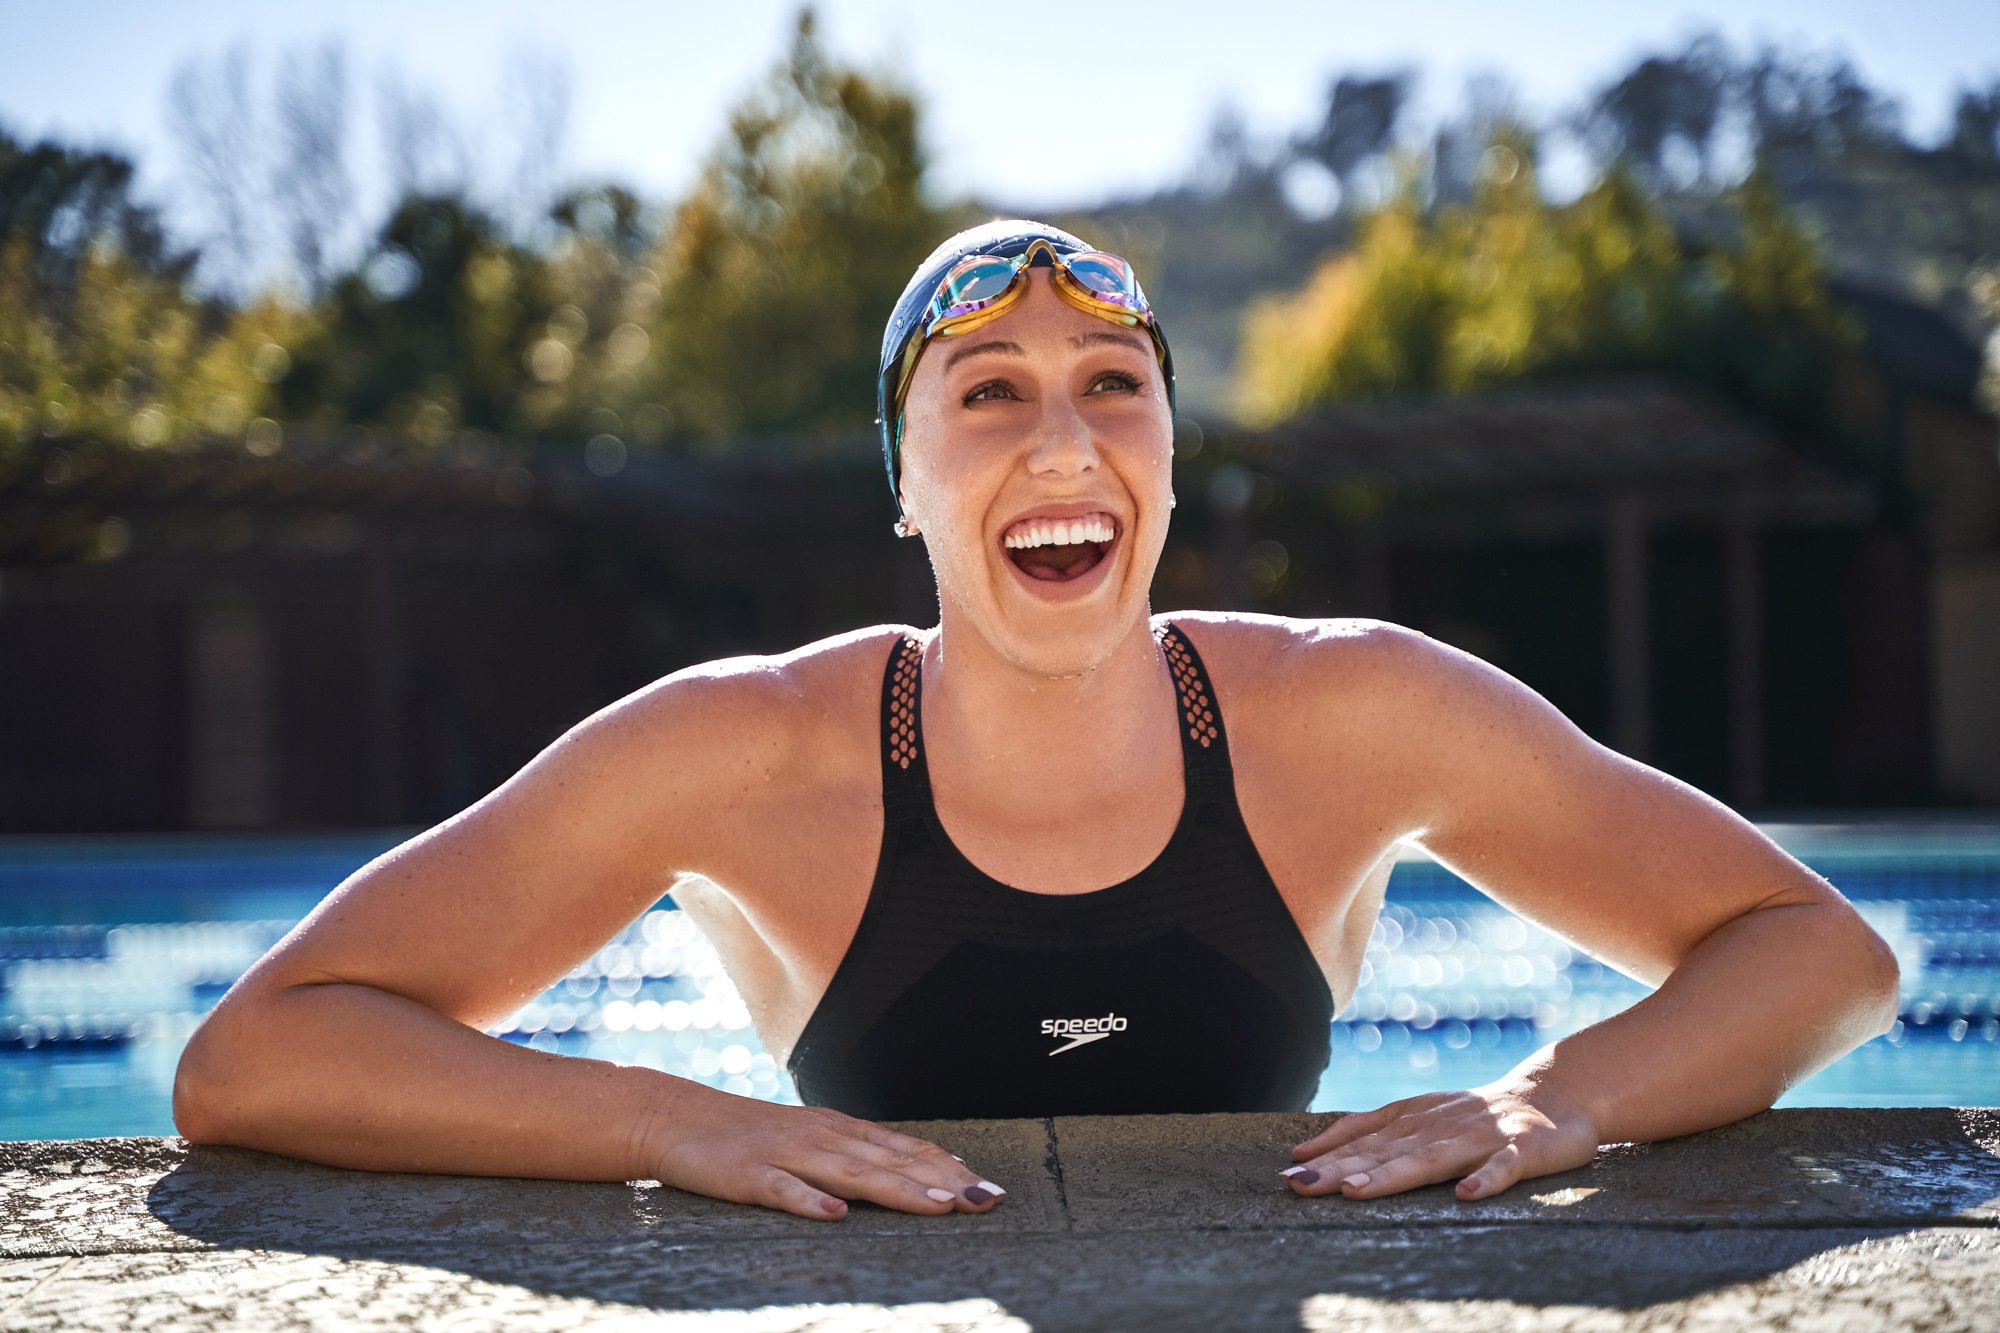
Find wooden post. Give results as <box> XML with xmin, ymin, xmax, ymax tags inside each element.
<box><xmin>365</xmin><ymin>525</ymin><xmax>405</xmax><ymax>824</ymax></box>
<box><xmin>1725</xmin><ymin>491</ymin><xmax>1766</xmax><ymax>807</ymax></box>
<box><xmin>1604</xmin><ymin>493</ymin><xmax>1650</xmax><ymax>761</ymax></box>
<box><xmin>1346</xmin><ymin>516</ymin><xmax>1390</xmax><ymax>618</ymax></box>
<box><xmin>186</xmin><ymin>585</ymin><xmax>275</xmax><ymax>828</ymax></box>
<box><xmin>1210</xmin><ymin>465</ymin><xmax>1253</xmax><ymax>610</ymax></box>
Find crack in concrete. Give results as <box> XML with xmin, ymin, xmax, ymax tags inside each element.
<box><xmin>0</xmin><ymin>1256</ymin><xmax>71</xmax><ymax>1326</ymax></box>
<box><xmin>1042</xmin><ymin>1116</ymin><xmax>1070</xmax><ymax>1229</ymax></box>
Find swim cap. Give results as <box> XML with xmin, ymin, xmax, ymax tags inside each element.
<box><xmin>877</xmin><ymin>218</ymin><xmax>1176</xmax><ymax>516</ymax></box>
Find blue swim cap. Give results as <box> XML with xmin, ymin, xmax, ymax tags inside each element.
<box><xmin>876</xmin><ymin>219</ymin><xmax>1176</xmax><ymax>518</ymax></box>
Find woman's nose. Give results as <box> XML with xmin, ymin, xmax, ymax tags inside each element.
<box><xmin>1024</xmin><ymin>399</ymin><xmax>1100</xmax><ymax>480</ymax></box>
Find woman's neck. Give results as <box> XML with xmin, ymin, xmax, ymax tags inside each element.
<box><xmin>917</xmin><ymin>612</ymin><xmax>1179</xmax><ymax>791</ymax></box>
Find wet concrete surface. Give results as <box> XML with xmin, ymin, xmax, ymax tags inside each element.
<box><xmin>3</xmin><ymin>1107</ymin><xmax>1997</xmax><ymax>1330</ymax></box>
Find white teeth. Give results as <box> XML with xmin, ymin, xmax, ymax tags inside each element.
<box><xmin>1002</xmin><ymin>513</ymin><xmax>1117</xmax><ymax>550</ymax></box>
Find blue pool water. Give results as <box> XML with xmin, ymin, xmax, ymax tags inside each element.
<box><xmin>3</xmin><ymin>822</ymin><xmax>1996</xmax><ymax>1141</ymax></box>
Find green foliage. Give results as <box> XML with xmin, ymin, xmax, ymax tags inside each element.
<box><xmin>0</xmin><ymin>129</ymin><xmax>304</xmax><ymax>457</ymax></box>
<box><xmin>1972</xmin><ymin>265</ymin><xmax>2000</xmax><ymax>418</ymax></box>
<box><xmin>258</xmin><ymin>9</ymin><xmax>941</xmax><ymax>454</ymax></box>
<box><xmin>278</xmin><ymin>195</ymin><xmax>550</xmax><ymax>443</ymax></box>
<box><xmin>1237</xmin><ymin>138</ymin><xmax>1859</xmax><ymax>436</ymax></box>
<box><xmin>643</xmin><ymin>9</ymin><xmax>942</xmax><ymax>445</ymax></box>
<box><xmin>6</xmin><ymin>20</ymin><xmax>1958</xmax><ymax>466</ymax></box>
<box><xmin>0</xmin><ymin>129</ymin><xmax>191</xmax><ymax>290</ymax></box>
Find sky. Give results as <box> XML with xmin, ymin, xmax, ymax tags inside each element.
<box><xmin>4</xmin><ymin>0</ymin><xmax>1997</xmax><ymax>224</ymax></box>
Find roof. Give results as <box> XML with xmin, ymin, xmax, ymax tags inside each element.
<box><xmin>1829</xmin><ymin>280</ymin><xmax>1987</xmax><ymax>406</ymax></box>
<box><xmin>1235</xmin><ymin>375</ymin><xmax>1790</xmax><ymax>485</ymax></box>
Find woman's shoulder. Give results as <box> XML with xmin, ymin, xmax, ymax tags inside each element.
<box><xmin>1158</xmin><ymin>610</ymin><xmax>1457</xmax><ymax>693</ymax></box>
<box><xmin>557</xmin><ymin>625</ymin><xmax>919</xmax><ymax>793</ymax></box>
<box><xmin>615</xmin><ymin>623</ymin><xmax>916</xmax><ymax>733</ymax></box>
<box><xmin>1161</xmin><ymin>609</ymin><xmax>1566</xmax><ymax>764</ymax></box>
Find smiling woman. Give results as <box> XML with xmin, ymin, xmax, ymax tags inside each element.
<box><xmin>173</xmin><ymin>218</ymin><xmax>1900</xmax><ymax>1226</ymax></box>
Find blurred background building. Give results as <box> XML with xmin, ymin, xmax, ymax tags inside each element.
<box><xmin>3</xmin><ymin>4</ymin><xmax>1998</xmax><ymax>832</ymax></box>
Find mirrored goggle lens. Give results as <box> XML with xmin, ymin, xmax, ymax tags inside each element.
<box><xmin>1060</xmin><ymin>252</ymin><xmax>1139</xmax><ymax>300</ymax></box>
<box><xmin>935</xmin><ymin>255</ymin><xmax>1023</xmax><ymax>314</ymax></box>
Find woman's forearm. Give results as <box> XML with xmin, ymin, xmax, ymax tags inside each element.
<box><xmin>173</xmin><ymin>981</ymin><xmax>705</xmax><ymax>1181</ymax></box>
<box><xmin>1504</xmin><ymin>901</ymin><xmax>1901</xmax><ymax>1146</ymax></box>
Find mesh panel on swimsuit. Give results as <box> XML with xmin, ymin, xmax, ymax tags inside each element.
<box><xmin>785</xmin><ymin>620</ymin><xmax>1333</xmax><ymax>1121</ymax></box>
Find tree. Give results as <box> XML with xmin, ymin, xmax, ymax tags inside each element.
<box><xmin>1429</xmin><ymin>73</ymin><xmax>1527</xmax><ymax>208</ymax></box>
<box><xmin>167</xmin><ymin>46</ymin><xmax>263</xmax><ymax>296</ymax></box>
<box><xmin>1575</xmin><ymin>34</ymin><xmax>1730</xmax><ymax>189</ymax></box>
<box><xmin>277</xmin><ymin>194</ymin><xmax>549</xmax><ymax>442</ymax></box>
<box><xmin>0</xmin><ymin>232</ymin><xmax>308</xmax><ymax>456</ymax></box>
<box><xmin>1739</xmin><ymin>47</ymin><xmax>1902</xmax><ymax>166</ymax></box>
<box><xmin>1294</xmin><ymin>74</ymin><xmax>1410</xmax><ymax>205</ymax></box>
<box><xmin>0</xmin><ymin>128</ymin><xmax>190</xmax><ymax>293</ymax></box>
<box><xmin>643</xmin><ymin>8</ymin><xmax>944</xmax><ymax>444</ymax></box>
<box><xmin>1235</xmin><ymin>134</ymin><xmax>1857</xmax><ymax>439</ymax></box>
<box><xmin>1950</xmin><ymin>83</ymin><xmax>2000</xmax><ymax>164</ymax></box>
<box><xmin>271</xmin><ymin>41</ymin><xmax>352</xmax><ymax>298</ymax></box>
<box><xmin>0</xmin><ymin>126</ymin><xmax>298</xmax><ymax>457</ymax></box>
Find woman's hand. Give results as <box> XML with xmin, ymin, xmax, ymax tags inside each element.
<box><xmin>643</xmin><ymin>1081</ymin><xmax>1007</xmax><ymax>1222</ymax></box>
<box><xmin>1279</xmin><ymin>1081</ymin><xmax>1599</xmax><ymax>1202</ymax></box>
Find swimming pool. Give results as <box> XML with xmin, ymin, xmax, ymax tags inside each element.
<box><xmin>4</xmin><ymin>822</ymin><xmax>1996</xmax><ymax>1141</ymax></box>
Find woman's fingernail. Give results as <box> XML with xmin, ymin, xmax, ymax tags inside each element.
<box><xmin>1343</xmin><ymin>1173</ymin><xmax>1370</xmax><ymax>1189</ymax></box>
<box><xmin>926</xmin><ymin>1187</ymin><xmax>956</xmax><ymax>1203</ymax></box>
<box><xmin>1281</xmin><ymin>1166</ymin><xmax>1319</xmax><ymax>1184</ymax></box>
<box><xmin>963</xmin><ymin>1181</ymin><xmax>1003</xmax><ymax>1204</ymax></box>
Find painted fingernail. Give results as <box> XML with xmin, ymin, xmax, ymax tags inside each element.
<box><xmin>1281</xmin><ymin>1166</ymin><xmax>1319</xmax><ymax>1184</ymax></box>
<box><xmin>926</xmin><ymin>1187</ymin><xmax>956</xmax><ymax>1203</ymax></box>
<box><xmin>963</xmin><ymin>1181</ymin><xmax>1004</xmax><ymax>1204</ymax></box>
<box><xmin>1343</xmin><ymin>1173</ymin><xmax>1370</xmax><ymax>1189</ymax></box>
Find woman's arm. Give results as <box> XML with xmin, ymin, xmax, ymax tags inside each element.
<box><xmin>175</xmin><ymin>670</ymin><xmax>720</xmax><ymax>1176</ymax></box>
<box><xmin>173</xmin><ymin>660</ymin><xmax>1005</xmax><ymax>1220</ymax></box>
<box><xmin>1281</xmin><ymin>624</ymin><xmax>1899</xmax><ymax>1200</ymax></box>
<box><xmin>175</xmin><ymin>970</ymin><xmax>694</xmax><ymax>1180</ymax></box>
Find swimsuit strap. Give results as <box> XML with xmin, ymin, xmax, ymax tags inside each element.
<box><xmin>878</xmin><ymin>631</ymin><xmax>930</xmax><ymax>809</ymax></box>
<box><xmin>1155</xmin><ymin>621</ymin><xmax>1236</xmax><ymax>792</ymax></box>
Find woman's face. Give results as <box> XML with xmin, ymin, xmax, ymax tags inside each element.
<box><xmin>897</xmin><ymin>266</ymin><xmax>1174</xmax><ymax>678</ymax></box>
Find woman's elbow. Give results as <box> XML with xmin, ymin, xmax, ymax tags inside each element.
<box><xmin>172</xmin><ymin>999</ymin><xmax>268</xmax><ymax>1144</ymax></box>
<box><xmin>172</xmin><ymin>1014</ymin><xmax>234</xmax><ymax>1143</ymax></box>
<box><xmin>1859</xmin><ymin>922</ymin><xmax>1903</xmax><ymax>1037</ymax></box>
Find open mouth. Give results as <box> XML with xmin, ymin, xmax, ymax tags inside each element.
<box><xmin>1001</xmin><ymin>512</ymin><xmax>1118</xmax><ymax>583</ymax></box>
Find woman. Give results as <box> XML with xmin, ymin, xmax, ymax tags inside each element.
<box><xmin>174</xmin><ymin>220</ymin><xmax>1900</xmax><ymax>1222</ymax></box>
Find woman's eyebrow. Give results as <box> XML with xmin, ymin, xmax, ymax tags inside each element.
<box><xmin>944</xmin><ymin>339</ymin><xmax>1025</xmax><ymax>371</ymax></box>
<box><xmin>1070</xmin><ymin>329</ymin><xmax>1151</xmax><ymax>356</ymax></box>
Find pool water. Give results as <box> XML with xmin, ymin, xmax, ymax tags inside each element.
<box><xmin>3</xmin><ymin>823</ymin><xmax>1996</xmax><ymax>1141</ymax></box>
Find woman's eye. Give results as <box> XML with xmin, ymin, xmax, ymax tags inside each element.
<box><xmin>1089</xmin><ymin>371</ymin><xmax>1141</xmax><ymax>394</ymax></box>
<box><xmin>963</xmin><ymin>380</ymin><xmax>1016</xmax><ymax>404</ymax></box>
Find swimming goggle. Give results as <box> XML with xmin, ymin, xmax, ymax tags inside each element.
<box><xmin>884</xmin><ymin>238</ymin><xmax>1172</xmax><ymax>473</ymax></box>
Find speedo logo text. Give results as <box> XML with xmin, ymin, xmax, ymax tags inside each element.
<box><xmin>1040</xmin><ymin>1013</ymin><xmax>1128</xmax><ymax>1055</ymax></box>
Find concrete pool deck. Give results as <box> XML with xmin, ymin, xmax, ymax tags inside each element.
<box><xmin>2</xmin><ymin>1107</ymin><xmax>1997</xmax><ymax>1330</ymax></box>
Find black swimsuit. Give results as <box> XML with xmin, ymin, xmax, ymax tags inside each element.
<box><xmin>786</xmin><ymin>620</ymin><xmax>1333</xmax><ymax>1120</ymax></box>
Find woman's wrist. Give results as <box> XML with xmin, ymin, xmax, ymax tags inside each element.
<box><xmin>617</xmin><ymin>1064</ymin><xmax>721</xmax><ymax>1182</ymax></box>
<box><xmin>1482</xmin><ymin>1050</ymin><xmax>1607</xmax><ymax>1149</ymax></box>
